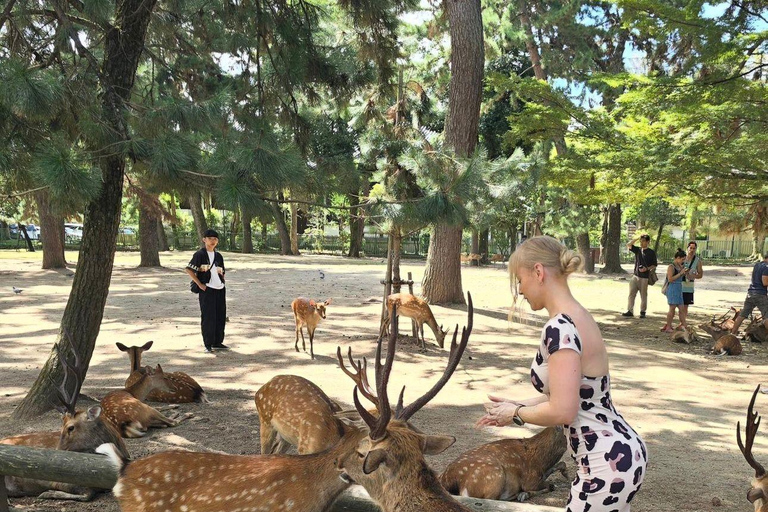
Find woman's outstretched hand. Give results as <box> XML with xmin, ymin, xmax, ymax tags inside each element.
<box><xmin>475</xmin><ymin>398</ymin><xmax>519</xmax><ymax>428</ymax></box>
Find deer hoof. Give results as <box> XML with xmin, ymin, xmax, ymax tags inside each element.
<box><xmin>517</xmin><ymin>492</ymin><xmax>529</xmax><ymax>502</ymax></box>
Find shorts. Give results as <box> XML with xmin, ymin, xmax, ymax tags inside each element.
<box><xmin>740</xmin><ymin>294</ymin><xmax>768</xmax><ymax>319</ymax></box>
<box><xmin>683</xmin><ymin>292</ymin><xmax>694</xmax><ymax>305</ymax></box>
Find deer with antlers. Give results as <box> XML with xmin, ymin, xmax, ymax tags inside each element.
<box><xmin>116</xmin><ymin>341</ymin><xmax>208</xmax><ymax>403</ymax></box>
<box><xmin>380</xmin><ymin>293</ymin><xmax>448</xmax><ymax>350</ymax></box>
<box><xmin>291</xmin><ymin>297</ymin><xmax>332</xmax><ymax>359</ymax></box>
<box><xmin>439</xmin><ymin>426</ymin><xmax>567</xmax><ymax>501</ymax></box>
<box><xmin>737</xmin><ymin>385</ymin><xmax>768</xmax><ymax>511</ymax></box>
<box><xmin>335</xmin><ymin>294</ymin><xmax>475</xmax><ymax>512</ymax></box>
<box><xmin>100</xmin><ymin>364</ymin><xmax>193</xmax><ymax>438</ymax></box>
<box><xmin>1</xmin><ymin>341</ymin><xmax>129</xmax><ymax>501</ymax></box>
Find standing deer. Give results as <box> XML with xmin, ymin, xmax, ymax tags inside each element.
<box><xmin>737</xmin><ymin>385</ymin><xmax>768</xmax><ymax>511</ymax></box>
<box><xmin>335</xmin><ymin>295</ymin><xmax>475</xmax><ymax>512</ymax></box>
<box><xmin>291</xmin><ymin>297</ymin><xmax>332</xmax><ymax>359</ymax></box>
<box><xmin>1</xmin><ymin>342</ymin><xmax>129</xmax><ymax>501</ymax></box>
<box><xmin>439</xmin><ymin>426</ymin><xmax>567</xmax><ymax>501</ymax></box>
<box><xmin>116</xmin><ymin>341</ymin><xmax>208</xmax><ymax>403</ymax></box>
<box><xmin>100</xmin><ymin>364</ymin><xmax>193</xmax><ymax>438</ymax></box>
<box><xmin>380</xmin><ymin>293</ymin><xmax>448</xmax><ymax>350</ymax></box>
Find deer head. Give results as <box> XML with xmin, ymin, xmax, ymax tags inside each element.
<box><xmin>737</xmin><ymin>385</ymin><xmax>768</xmax><ymax>511</ymax></box>
<box><xmin>312</xmin><ymin>298</ymin><xmax>332</xmax><ymax>319</ymax></box>
<box><xmin>116</xmin><ymin>341</ymin><xmax>154</xmax><ymax>373</ymax></box>
<box><xmin>335</xmin><ymin>294</ymin><xmax>473</xmax><ymax>504</ymax></box>
<box><xmin>54</xmin><ymin>337</ymin><xmax>129</xmax><ymax>459</ymax></box>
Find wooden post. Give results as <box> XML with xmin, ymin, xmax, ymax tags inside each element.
<box><xmin>407</xmin><ymin>271</ymin><xmax>417</xmax><ymax>337</ymax></box>
<box><xmin>380</xmin><ymin>234</ymin><xmax>394</xmax><ymax>328</ymax></box>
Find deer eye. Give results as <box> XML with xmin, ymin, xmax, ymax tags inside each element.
<box><xmin>67</xmin><ymin>425</ymin><xmax>75</xmax><ymax>433</ymax></box>
<box><xmin>357</xmin><ymin>451</ymin><xmax>365</xmax><ymax>458</ymax></box>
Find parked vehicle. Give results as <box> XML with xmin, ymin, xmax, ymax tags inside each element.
<box><xmin>65</xmin><ymin>223</ymin><xmax>84</xmax><ymax>240</ymax></box>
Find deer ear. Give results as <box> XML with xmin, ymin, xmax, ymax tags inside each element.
<box><xmin>116</xmin><ymin>342</ymin><xmax>128</xmax><ymax>352</ymax></box>
<box><xmin>309</xmin><ymin>299</ymin><xmax>316</xmax><ymax>306</ymax></box>
<box><xmin>325</xmin><ymin>298</ymin><xmax>333</xmax><ymax>305</ymax></box>
<box><xmin>142</xmin><ymin>341</ymin><xmax>154</xmax><ymax>350</ymax></box>
<box><xmin>419</xmin><ymin>434</ymin><xmax>456</xmax><ymax>455</ymax></box>
<box><xmin>86</xmin><ymin>405</ymin><xmax>102</xmax><ymax>421</ymax></box>
<box><xmin>155</xmin><ymin>364</ymin><xmax>163</xmax><ymax>373</ymax></box>
<box><xmin>748</xmin><ymin>487</ymin><xmax>765</xmax><ymax>503</ymax></box>
<box><xmin>363</xmin><ymin>449</ymin><xmax>389</xmax><ymax>474</ymax></box>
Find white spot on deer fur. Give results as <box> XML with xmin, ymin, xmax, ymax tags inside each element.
<box><xmin>461</xmin><ymin>488</ymin><xmax>469</xmax><ymax>497</ymax></box>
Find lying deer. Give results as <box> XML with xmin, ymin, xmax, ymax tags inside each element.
<box><xmin>254</xmin><ymin>374</ymin><xmax>345</xmax><ymax>455</ymax></box>
<box><xmin>460</xmin><ymin>253</ymin><xmax>483</xmax><ymax>264</ymax></box>
<box><xmin>671</xmin><ymin>326</ymin><xmax>699</xmax><ymax>344</ymax></box>
<box><xmin>439</xmin><ymin>426</ymin><xmax>567</xmax><ymax>501</ymax></box>
<box><xmin>737</xmin><ymin>385</ymin><xmax>768</xmax><ymax>511</ymax></box>
<box><xmin>1</xmin><ymin>341</ymin><xmax>129</xmax><ymax>501</ymax></box>
<box><xmin>746</xmin><ymin>316</ymin><xmax>768</xmax><ymax>344</ymax></box>
<box><xmin>490</xmin><ymin>253</ymin><xmax>505</xmax><ymax>263</ymax></box>
<box><xmin>291</xmin><ymin>297</ymin><xmax>332</xmax><ymax>359</ymax></box>
<box><xmin>335</xmin><ymin>294</ymin><xmax>475</xmax><ymax>512</ymax></box>
<box><xmin>711</xmin><ymin>333</ymin><xmax>743</xmax><ymax>356</ymax></box>
<box><xmin>256</xmin><ymin>349</ymin><xmax>424</xmax><ymax>456</ymax></box>
<box><xmin>380</xmin><ymin>293</ymin><xmax>448</xmax><ymax>350</ymax></box>
<box><xmin>116</xmin><ymin>341</ymin><xmax>208</xmax><ymax>403</ymax></box>
<box><xmin>700</xmin><ymin>307</ymin><xmax>741</xmax><ymax>340</ymax></box>
<box><xmin>100</xmin><ymin>364</ymin><xmax>193</xmax><ymax>438</ymax></box>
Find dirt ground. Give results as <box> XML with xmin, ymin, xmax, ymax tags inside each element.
<box><xmin>1</xmin><ymin>249</ymin><xmax>767</xmax><ymax>512</ymax></box>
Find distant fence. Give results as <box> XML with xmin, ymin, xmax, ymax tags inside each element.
<box><xmin>620</xmin><ymin>238</ymin><xmax>765</xmax><ymax>263</ymax></box>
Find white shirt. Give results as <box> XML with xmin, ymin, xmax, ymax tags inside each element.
<box><xmin>206</xmin><ymin>251</ymin><xmax>224</xmax><ymax>289</ymax></box>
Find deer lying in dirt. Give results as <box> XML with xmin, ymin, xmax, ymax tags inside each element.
<box><xmin>699</xmin><ymin>307</ymin><xmax>741</xmax><ymax>341</ymax></box>
<box><xmin>711</xmin><ymin>333</ymin><xmax>743</xmax><ymax>356</ymax></box>
<box><xmin>335</xmin><ymin>295</ymin><xmax>475</xmax><ymax>512</ymax></box>
<box><xmin>380</xmin><ymin>293</ymin><xmax>448</xmax><ymax>350</ymax></box>
<box><xmin>254</xmin><ymin>374</ymin><xmax>346</xmax><ymax>454</ymax></box>
<box><xmin>291</xmin><ymin>297</ymin><xmax>332</xmax><ymax>359</ymax></box>
<box><xmin>439</xmin><ymin>426</ymin><xmax>567</xmax><ymax>501</ymax></box>
<box><xmin>490</xmin><ymin>253</ymin><xmax>506</xmax><ymax>263</ymax></box>
<box><xmin>116</xmin><ymin>341</ymin><xmax>208</xmax><ymax>403</ymax></box>
<box><xmin>671</xmin><ymin>326</ymin><xmax>699</xmax><ymax>344</ymax></box>
<box><xmin>737</xmin><ymin>385</ymin><xmax>768</xmax><ymax>511</ymax></box>
<box><xmin>100</xmin><ymin>364</ymin><xmax>193</xmax><ymax>438</ymax></box>
<box><xmin>746</xmin><ymin>316</ymin><xmax>768</xmax><ymax>344</ymax></box>
<box><xmin>0</xmin><ymin>342</ymin><xmax>129</xmax><ymax>501</ymax></box>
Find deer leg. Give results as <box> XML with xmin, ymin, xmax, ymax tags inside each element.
<box><xmin>543</xmin><ymin>461</ymin><xmax>568</xmax><ymax>481</ymax></box>
<box><xmin>309</xmin><ymin>327</ymin><xmax>315</xmax><ymax>360</ymax></box>
<box><xmin>38</xmin><ymin>489</ymin><xmax>97</xmax><ymax>502</ymax></box>
<box><xmin>300</xmin><ymin>327</ymin><xmax>307</xmax><ymax>352</ymax></box>
<box><xmin>294</xmin><ymin>323</ymin><xmax>301</xmax><ymax>352</ymax></box>
<box><xmin>260</xmin><ymin>421</ymin><xmax>279</xmax><ymax>454</ymax></box>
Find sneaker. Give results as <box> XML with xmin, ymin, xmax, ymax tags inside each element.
<box><xmin>640</xmin><ymin>312</ymin><xmax>646</xmax><ymax>318</ymax></box>
<box><xmin>621</xmin><ymin>311</ymin><xmax>634</xmax><ymax>317</ymax></box>
<box><xmin>212</xmin><ymin>344</ymin><xmax>230</xmax><ymax>350</ymax></box>
<box><xmin>203</xmin><ymin>347</ymin><xmax>214</xmax><ymax>354</ymax></box>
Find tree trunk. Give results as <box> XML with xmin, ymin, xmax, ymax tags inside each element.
<box><xmin>241</xmin><ymin>208</ymin><xmax>253</xmax><ymax>254</ymax></box>
<box><xmin>392</xmin><ymin>228</ymin><xmax>402</xmax><ymax>293</ymax></box>
<box><xmin>229</xmin><ymin>209</ymin><xmax>239</xmax><ymax>251</ymax></box>
<box><xmin>423</xmin><ymin>225</ymin><xmax>465</xmax><ymax>304</ymax></box>
<box><xmin>139</xmin><ymin>196</ymin><xmax>161</xmax><ymax>267</ymax></box>
<box><xmin>348</xmin><ymin>178</ymin><xmax>369</xmax><ymax>258</ymax></box>
<box><xmin>422</xmin><ymin>0</ymin><xmax>483</xmax><ymax>305</ymax></box>
<box><xmin>576</xmin><ymin>232</ymin><xmax>594</xmax><ymax>274</ymax></box>
<box><xmin>654</xmin><ymin>223</ymin><xmax>665</xmax><ymax>254</ymax></box>
<box><xmin>470</xmin><ymin>229</ymin><xmax>479</xmax><ymax>266</ymax></box>
<box><xmin>35</xmin><ymin>190</ymin><xmax>66</xmax><ymax>269</ymax></box>
<box><xmin>600</xmin><ymin>203</ymin><xmax>625</xmax><ymax>274</ymax></box>
<box><xmin>688</xmin><ymin>206</ymin><xmax>698</xmax><ymax>242</ymax></box>
<box><xmin>599</xmin><ymin>207</ymin><xmax>608</xmax><ymax>265</ymax></box>
<box><xmin>271</xmin><ymin>198</ymin><xmax>291</xmax><ymax>255</ymax></box>
<box><xmin>13</xmin><ymin>0</ymin><xmax>159</xmax><ymax>419</ymax></box>
<box><xmin>290</xmin><ymin>201</ymin><xmax>300</xmax><ymax>255</ymax></box>
<box><xmin>188</xmin><ymin>190</ymin><xmax>207</xmax><ymax>241</ymax></box>
<box><xmin>157</xmin><ymin>219</ymin><xmax>169</xmax><ymax>252</ymax></box>
<box><xmin>479</xmin><ymin>228</ymin><xmax>489</xmax><ymax>264</ymax></box>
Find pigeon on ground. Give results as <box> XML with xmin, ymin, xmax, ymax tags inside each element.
<box><xmin>318</xmin><ymin>270</ymin><xmax>325</xmax><ymax>280</ymax></box>
<box><xmin>12</xmin><ymin>286</ymin><xmax>23</xmax><ymax>294</ymax></box>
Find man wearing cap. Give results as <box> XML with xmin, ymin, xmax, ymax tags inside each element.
<box><xmin>185</xmin><ymin>229</ymin><xmax>229</xmax><ymax>353</ymax></box>
<box><xmin>622</xmin><ymin>233</ymin><xmax>657</xmax><ymax>318</ymax></box>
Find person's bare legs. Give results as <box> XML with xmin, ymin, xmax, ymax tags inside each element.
<box><xmin>663</xmin><ymin>306</ymin><xmax>675</xmax><ymax>331</ymax></box>
<box><xmin>679</xmin><ymin>306</ymin><xmax>688</xmax><ymax>330</ymax></box>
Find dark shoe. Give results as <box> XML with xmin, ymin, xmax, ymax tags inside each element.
<box><xmin>212</xmin><ymin>344</ymin><xmax>230</xmax><ymax>350</ymax></box>
<box><xmin>204</xmin><ymin>347</ymin><xmax>214</xmax><ymax>354</ymax></box>
<box><xmin>621</xmin><ymin>311</ymin><xmax>634</xmax><ymax>317</ymax></box>
<box><xmin>640</xmin><ymin>312</ymin><xmax>646</xmax><ymax>318</ymax></box>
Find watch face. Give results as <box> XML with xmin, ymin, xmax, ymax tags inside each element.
<box><xmin>513</xmin><ymin>415</ymin><xmax>525</xmax><ymax>426</ymax></box>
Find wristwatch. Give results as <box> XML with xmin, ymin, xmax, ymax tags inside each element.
<box><xmin>513</xmin><ymin>405</ymin><xmax>526</xmax><ymax>426</ymax></box>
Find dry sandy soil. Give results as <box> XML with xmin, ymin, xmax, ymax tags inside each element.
<box><xmin>1</xmin><ymin>249</ymin><xmax>767</xmax><ymax>512</ymax></box>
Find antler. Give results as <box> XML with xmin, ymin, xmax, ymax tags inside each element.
<box><xmin>54</xmin><ymin>329</ymin><xmax>85</xmax><ymax>415</ymax></box>
<box><xmin>337</xmin><ymin>347</ymin><xmax>379</xmax><ymax>407</ymax></box>
<box><xmin>737</xmin><ymin>385</ymin><xmax>767</xmax><ymax>478</ymax></box>
<box><xmin>394</xmin><ymin>292</ymin><xmax>473</xmax><ymax>422</ymax></box>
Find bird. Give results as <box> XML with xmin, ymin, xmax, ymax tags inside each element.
<box><xmin>12</xmin><ymin>286</ymin><xmax>23</xmax><ymax>294</ymax></box>
<box><xmin>318</xmin><ymin>270</ymin><xmax>325</xmax><ymax>280</ymax></box>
